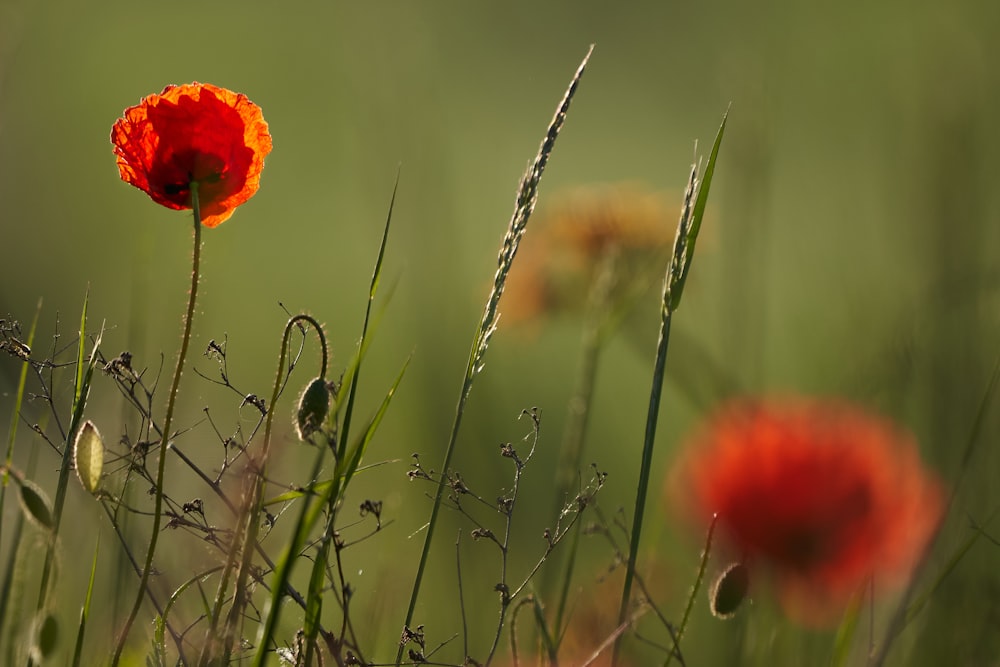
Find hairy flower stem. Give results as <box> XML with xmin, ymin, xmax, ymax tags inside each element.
<box><xmin>249</xmin><ymin>315</ymin><xmax>330</xmax><ymax>667</ymax></box>
<box><xmin>112</xmin><ymin>185</ymin><xmax>203</xmax><ymax>666</ymax></box>
<box><xmin>663</xmin><ymin>514</ymin><xmax>717</xmax><ymax>667</ymax></box>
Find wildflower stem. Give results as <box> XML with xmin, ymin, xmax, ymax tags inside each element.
<box><xmin>548</xmin><ymin>248</ymin><xmax>617</xmax><ymax>639</ymax></box>
<box><xmin>664</xmin><ymin>514</ymin><xmax>717</xmax><ymax>667</ymax></box>
<box><xmin>112</xmin><ymin>183</ymin><xmax>203</xmax><ymax>666</ymax></box>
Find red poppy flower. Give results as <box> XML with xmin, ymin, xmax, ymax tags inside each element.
<box><xmin>111</xmin><ymin>82</ymin><xmax>272</xmax><ymax>227</ymax></box>
<box><xmin>671</xmin><ymin>398</ymin><xmax>943</xmax><ymax>626</ymax></box>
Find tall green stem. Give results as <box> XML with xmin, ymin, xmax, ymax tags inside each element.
<box><xmin>546</xmin><ymin>250</ymin><xmax>616</xmax><ymax>640</ymax></box>
<box><xmin>612</xmin><ymin>311</ymin><xmax>672</xmax><ymax>667</ymax></box>
<box><xmin>112</xmin><ymin>185</ymin><xmax>203</xmax><ymax>665</ymax></box>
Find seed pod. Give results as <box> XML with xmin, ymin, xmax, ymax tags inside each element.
<box><xmin>74</xmin><ymin>420</ymin><xmax>104</xmax><ymax>494</ymax></box>
<box><xmin>295</xmin><ymin>377</ymin><xmax>330</xmax><ymax>440</ymax></box>
<box><xmin>709</xmin><ymin>562</ymin><xmax>750</xmax><ymax>619</ymax></box>
<box><xmin>19</xmin><ymin>479</ymin><xmax>54</xmax><ymax>531</ymax></box>
<box><xmin>30</xmin><ymin>613</ymin><xmax>59</xmax><ymax>663</ymax></box>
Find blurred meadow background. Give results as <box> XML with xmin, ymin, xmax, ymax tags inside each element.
<box><xmin>1</xmin><ymin>0</ymin><xmax>1000</xmax><ymax>665</ymax></box>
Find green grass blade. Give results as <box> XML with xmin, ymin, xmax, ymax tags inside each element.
<box><xmin>265</xmin><ymin>480</ymin><xmax>336</xmax><ymax>506</ymax></box>
<box><xmin>73</xmin><ymin>291</ymin><xmax>89</xmax><ymax>405</ymax></box>
<box><xmin>532</xmin><ymin>596</ymin><xmax>557</xmax><ymax>663</ymax></box>
<box><xmin>71</xmin><ymin>534</ymin><xmax>100</xmax><ymax>667</ymax></box>
<box><xmin>147</xmin><ymin>617</ymin><xmax>166</xmax><ymax>667</ymax></box>
<box><xmin>871</xmin><ymin>356</ymin><xmax>1000</xmax><ymax>666</ymax></box>
<box><xmin>263</xmin><ymin>457</ymin><xmax>399</xmax><ymax>505</ymax></box>
<box><xmin>0</xmin><ymin>299</ymin><xmax>42</xmax><ymax>632</ymax></box>
<box><xmin>336</xmin><ymin>169</ymin><xmax>399</xmax><ymax>463</ymax></box>
<box><xmin>252</xmin><ymin>178</ymin><xmax>399</xmax><ymax>666</ymax></box>
<box><xmin>615</xmin><ymin>113</ymin><xmax>728</xmax><ymax>665</ymax></box>
<box><xmin>397</xmin><ymin>47</ymin><xmax>593</xmax><ymax>665</ymax></box>
<box><xmin>615</xmin><ymin>253</ymin><xmax>675</xmax><ymax>663</ymax></box>
<box><xmin>52</xmin><ymin>310</ymin><xmax>103</xmax><ymax>534</ymax></box>
<box><xmin>38</xmin><ymin>296</ymin><xmax>102</xmax><ymax>612</ymax></box>
<box><xmin>867</xmin><ymin>514</ymin><xmax>989</xmax><ymax>667</ymax></box>
<box><xmin>298</xmin><ymin>362</ymin><xmax>409</xmax><ymax>661</ymax></box>
<box><xmin>0</xmin><ymin>510</ymin><xmax>25</xmax><ymax>662</ymax></box>
<box><xmin>252</xmin><ymin>446</ymin><xmax>328</xmax><ymax>667</ymax></box>
<box><xmin>301</xmin><ymin>542</ymin><xmax>326</xmax><ymax>666</ymax></box>
<box><xmin>904</xmin><ymin>516</ymin><xmax>988</xmax><ymax>626</ymax></box>
<box><xmin>337</xmin><ymin>357</ymin><xmax>410</xmax><ymax>486</ymax></box>
<box><xmin>952</xmin><ymin>354</ymin><xmax>1000</xmax><ymax>496</ymax></box>
<box><xmin>2</xmin><ymin>450</ymin><xmax>41</xmax><ymax>665</ymax></box>
<box><xmin>828</xmin><ymin>592</ymin><xmax>862</xmax><ymax>667</ymax></box>
<box><xmin>152</xmin><ymin>565</ymin><xmax>223</xmax><ymax>666</ymax></box>
<box><xmin>1</xmin><ymin>299</ymin><xmax>40</xmax><ymax>483</ymax></box>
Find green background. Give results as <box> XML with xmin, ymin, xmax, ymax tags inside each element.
<box><xmin>1</xmin><ymin>1</ymin><xmax>998</xmax><ymax>664</ymax></box>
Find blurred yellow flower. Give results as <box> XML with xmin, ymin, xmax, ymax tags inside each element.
<box><xmin>504</xmin><ymin>183</ymin><xmax>677</xmax><ymax>328</ymax></box>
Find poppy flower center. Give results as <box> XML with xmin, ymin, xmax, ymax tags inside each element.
<box><xmin>759</xmin><ymin>476</ymin><xmax>873</xmax><ymax>572</ymax></box>
<box><xmin>149</xmin><ymin>150</ymin><xmax>229</xmax><ymax>206</ymax></box>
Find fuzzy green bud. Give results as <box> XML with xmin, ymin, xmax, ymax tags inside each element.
<box><xmin>709</xmin><ymin>562</ymin><xmax>749</xmax><ymax>619</ymax></box>
<box><xmin>295</xmin><ymin>377</ymin><xmax>330</xmax><ymax>440</ymax></box>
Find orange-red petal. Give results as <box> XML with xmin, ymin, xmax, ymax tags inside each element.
<box><xmin>671</xmin><ymin>398</ymin><xmax>943</xmax><ymax>626</ymax></box>
<box><xmin>111</xmin><ymin>82</ymin><xmax>272</xmax><ymax>227</ymax></box>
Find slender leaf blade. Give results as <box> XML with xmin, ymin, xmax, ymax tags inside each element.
<box><xmin>71</xmin><ymin>535</ymin><xmax>100</xmax><ymax>667</ymax></box>
<box><xmin>337</xmin><ymin>357</ymin><xmax>410</xmax><ymax>487</ymax></box>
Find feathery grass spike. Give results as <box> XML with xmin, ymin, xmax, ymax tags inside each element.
<box><xmin>474</xmin><ymin>45</ymin><xmax>594</xmax><ymax>374</ymax></box>
<box><xmin>397</xmin><ymin>45</ymin><xmax>593</xmax><ymax>667</ymax></box>
<box><xmin>667</xmin><ymin>109</ymin><xmax>728</xmax><ymax>313</ymax></box>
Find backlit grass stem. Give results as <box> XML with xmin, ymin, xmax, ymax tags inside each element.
<box><xmin>396</xmin><ymin>45</ymin><xmax>592</xmax><ymax>666</ymax></box>
<box><xmin>612</xmin><ymin>113</ymin><xmax>727</xmax><ymax>666</ymax></box>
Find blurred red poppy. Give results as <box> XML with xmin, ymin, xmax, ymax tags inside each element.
<box><xmin>672</xmin><ymin>398</ymin><xmax>943</xmax><ymax>626</ymax></box>
<box><xmin>111</xmin><ymin>82</ymin><xmax>272</xmax><ymax>227</ymax></box>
